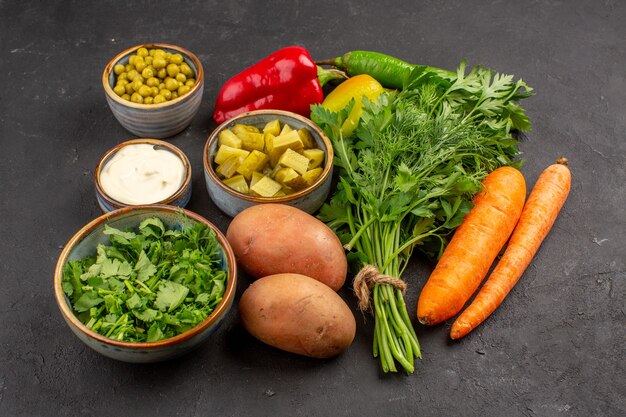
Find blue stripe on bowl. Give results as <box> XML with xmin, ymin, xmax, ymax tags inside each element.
<box><xmin>106</xmin><ymin>84</ymin><xmax>203</xmax><ymax>138</ymax></box>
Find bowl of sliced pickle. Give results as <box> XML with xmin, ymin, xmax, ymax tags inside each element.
<box><xmin>203</xmin><ymin>110</ymin><xmax>333</xmax><ymax>217</ymax></box>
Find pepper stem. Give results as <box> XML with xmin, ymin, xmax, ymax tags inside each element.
<box><xmin>317</xmin><ymin>66</ymin><xmax>348</xmax><ymax>87</ymax></box>
<box><xmin>316</xmin><ymin>57</ymin><xmax>344</xmax><ymax>68</ymax></box>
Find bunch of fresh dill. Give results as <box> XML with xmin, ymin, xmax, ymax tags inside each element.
<box><xmin>312</xmin><ymin>62</ymin><xmax>532</xmax><ymax>373</ymax></box>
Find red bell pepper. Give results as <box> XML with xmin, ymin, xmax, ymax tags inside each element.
<box><xmin>213</xmin><ymin>46</ymin><xmax>345</xmax><ymax>123</ymax></box>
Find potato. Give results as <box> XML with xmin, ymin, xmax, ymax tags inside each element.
<box><xmin>226</xmin><ymin>204</ymin><xmax>347</xmax><ymax>290</ymax></box>
<box><xmin>239</xmin><ymin>273</ymin><xmax>356</xmax><ymax>358</ymax></box>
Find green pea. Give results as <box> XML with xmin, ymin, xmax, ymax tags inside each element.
<box><xmin>144</xmin><ymin>56</ymin><xmax>153</xmax><ymax>66</ymax></box>
<box><xmin>118</xmin><ymin>72</ymin><xmax>128</xmax><ymax>81</ymax></box>
<box><xmin>135</xmin><ymin>60</ymin><xmax>146</xmax><ymax>73</ymax></box>
<box><xmin>130</xmin><ymin>92</ymin><xmax>144</xmax><ymax>104</ymax></box>
<box><xmin>166</xmin><ymin>63</ymin><xmax>179</xmax><ymax>77</ymax></box>
<box><xmin>146</xmin><ymin>77</ymin><xmax>160</xmax><ymax>87</ymax></box>
<box><xmin>138</xmin><ymin>85</ymin><xmax>152</xmax><ymax>97</ymax></box>
<box><xmin>126</xmin><ymin>69</ymin><xmax>139</xmax><ymax>81</ymax></box>
<box><xmin>157</xmin><ymin>68</ymin><xmax>167</xmax><ymax>79</ymax></box>
<box><xmin>116</xmin><ymin>79</ymin><xmax>129</xmax><ymax>86</ymax></box>
<box><xmin>122</xmin><ymin>93</ymin><xmax>131</xmax><ymax>101</ymax></box>
<box><xmin>153</xmin><ymin>49</ymin><xmax>166</xmax><ymax>57</ymax></box>
<box><xmin>113</xmin><ymin>84</ymin><xmax>126</xmax><ymax>96</ymax></box>
<box><xmin>170</xmin><ymin>54</ymin><xmax>184</xmax><ymax>65</ymax></box>
<box><xmin>153</xmin><ymin>94</ymin><xmax>166</xmax><ymax>104</ymax></box>
<box><xmin>149</xmin><ymin>49</ymin><xmax>156</xmax><ymax>57</ymax></box>
<box><xmin>129</xmin><ymin>55</ymin><xmax>137</xmax><ymax>66</ymax></box>
<box><xmin>164</xmin><ymin>52</ymin><xmax>172</xmax><ymax>62</ymax></box>
<box><xmin>151</xmin><ymin>86</ymin><xmax>160</xmax><ymax>97</ymax></box>
<box><xmin>185</xmin><ymin>78</ymin><xmax>195</xmax><ymax>87</ymax></box>
<box><xmin>132</xmin><ymin>79</ymin><xmax>144</xmax><ymax>92</ymax></box>
<box><xmin>113</xmin><ymin>64</ymin><xmax>125</xmax><ymax>75</ymax></box>
<box><xmin>153</xmin><ymin>57</ymin><xmax>167</xmax><ymax>69</ymax></box>
<box><xmin>137</xmin><ymin>47</ymin><xmax>149</xmax><ymax>58</ymax></box>
<box><xmin>144</xmin><ymin>96</ymin><xmax>154</xmax><ymax>105</ymax></box>
<box><xmin>177</xmin><ymin>85</ymin><xmax>191</xmax><ymax>96</ymax></box>
<box><xmin>125</xmin><ymin>83</ymin><xmax>134</xmax><ymax>94</ymax></box>
<box><xmin>158</xmin><ymin>82</ymin><xmax>166</xmax><ymax>90</ymax></box>
<box><xmin>175</xmin><ymin>73</ymin><xmax>186</xmax><ymax>83</ymax></box>
<box><xmin>171</xmin><ymin>91</ymin><xmax>179</xmax><ymax>100</ymax></box>
<box><xmin>165</xmin><ymin>78</ymin><xmax>179</xmax><ymax>91</ymax></box>
<box><xmin>125</xmin><ymin>63</ymin><xmax>133</xmax><ymax>72</ymax></box>
<box><xmin>141</xmin><ymin>67</ymin><xmax>154</xmax><ymax>79</ymax></box>
<box><xmin>180</xmin><ymin>63</ymin><xmax>193</xmax><ymax>77</ymax></box>
<box><xmin>160</xmin><ymin>89</ymin><xmax>172</xmax><ymax>100</ymax></box>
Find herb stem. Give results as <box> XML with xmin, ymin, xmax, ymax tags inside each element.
<box><xmin>344</xmin><ymin>216</ymin><xmax>376</xmax><ymax>251</ymax></box>
<box><xmin>374</xmin><ymin>286</ymin><xmax>395</xmax><ymax>372</ymax></box>
<box><xmin>376</xmin><ymin>284</ymin><xmax>414</xmax><ymax>373</ymax></box>
<box><xmin>135</xmin><ymin>280</ymin><xmax>153</xmax><ymax>294</ymax></box>
<box><xmin>381</xmin><ymin>228</ymin><xmax>440</xmax><ymax>272</ymax></box>
<box><xmin>124</xmin><ymin>280</ymin><xmax>135</xmax><ymax>293</ymax></box>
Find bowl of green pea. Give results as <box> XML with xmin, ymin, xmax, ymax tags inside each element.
<box><xmin>103</xmin><ymin>43</ymin><xmax>204</xmax><ymax>138</ymax></box>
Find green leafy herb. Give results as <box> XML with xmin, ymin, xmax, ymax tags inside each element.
<box><xmin>155</xmin><ymin>281</ymin><xmax>189</xmax><ymax>312</ymax></box>
<box><xmin>62</xmin><ymin>217</ymin><xmax>227</xmax><ymax>342</ymax></box>
<box><xmin>312</xmin><ymin>61</ymin><xmax>532</xmax><ymax>373</ymax></box>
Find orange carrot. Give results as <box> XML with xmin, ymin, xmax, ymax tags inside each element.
<box><xmin>450</xmin><ymin>158</ymin><xmax>571</xmax><ymax>339</ymax></box>
<box><xmin>417</xmin><ymin>166</ymin><xmax>526</xmax><ymax>325</ymax></box>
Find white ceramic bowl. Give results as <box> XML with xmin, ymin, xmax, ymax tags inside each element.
<box><xmin>102</xmin><ymin>43</ymin><xmax>204</xmax><ymax>138</ymax></box>
<box><xmin>54</xmin><ymin>205</ymin><xmax>237</xmax><ymax>363</ymax></box>
<box><xmin>203</xmin><ymin>110</ymin><xmax>334</xmax><ymax>217</ymax></box>
<box><xmin>94</xmin><ymin>138</ymin><xmax>192</xmax><ymax>213</ymax></box>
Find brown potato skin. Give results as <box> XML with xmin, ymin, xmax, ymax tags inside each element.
<box><xmin>226</xmin><ymin>204</ymin><xmax>347</xmax><ymax>290</ymax></box>
<box><xmin>239</xmin><ymin>273</ymin><xmax>356</xmax><ymax>358</ymax></box>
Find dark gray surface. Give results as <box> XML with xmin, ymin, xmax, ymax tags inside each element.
<box><xmin>1</xmin><ymin>1</ymin><xmax>624</xmax><ymax>416</ymax></box>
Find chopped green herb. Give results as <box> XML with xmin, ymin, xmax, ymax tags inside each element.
<box><xmin>62</xmin><ymin>217</ymin><xmax>227</xmax><ymax>342</ymax></box>
<box><xmin>155</xmin><ymin>281</ymin><xmax>189</xmax><ymax>312</ymax></box>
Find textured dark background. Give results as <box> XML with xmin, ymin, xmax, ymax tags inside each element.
<box><xmin>1</xmin><ymin>1</ymin><xmax>624</xmax><ymax>416</ymax></box>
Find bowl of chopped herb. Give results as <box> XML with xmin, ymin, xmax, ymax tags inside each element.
<box><xmin>54</xmin><ymin>205</ymin><xmax>237</xmax><ymax>363</ymax></box>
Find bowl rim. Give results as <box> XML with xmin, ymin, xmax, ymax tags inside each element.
<box><xmin>94</xmin><ymin>138</ymin><xmax>192</xmax><ymax>209</ymax></box>
<box><xmin>102</xmin><ymin>43</ymin><xmax>204</xmax><ymax>110</ymax></box>
<box><xmin>53</xmin><ymin>205</ymin><xmax>237</xmax><ymax>349</ymax></box>
<box><xmin>202</xmin><ymin>109</ymin><xmax>334</xmax><ymax>203</ymax></box>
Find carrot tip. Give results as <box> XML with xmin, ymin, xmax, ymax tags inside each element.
<box><xmin>450</xmin><ymin>326</ymin><xmax>469</xmax><ymax>340</ymax></box>
<box><xmin>417</xmin><ymin>316</ymin><xmax>430</xmax><ymax>325</ymax></box>
<box><xmin>557</xmin><ymin>157</ymin><xmax>568</xmax><ymax>166</ymax></box>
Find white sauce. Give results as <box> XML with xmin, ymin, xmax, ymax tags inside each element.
<box><xmin>100</xmin><ymin>143</ymin><xmax>186</xmax><ymax>205</ymax></box>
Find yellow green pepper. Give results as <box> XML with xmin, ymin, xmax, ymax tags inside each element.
<box><xmin>321</xmin><ymin>74</ymin><xmax>384</xmax><ymax>137</ymax></box>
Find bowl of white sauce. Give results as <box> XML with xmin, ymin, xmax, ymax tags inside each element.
<box><xmin>95</xmin><ymin>138</ymin><xmax>192</xmax><ymax>213</ymax></box>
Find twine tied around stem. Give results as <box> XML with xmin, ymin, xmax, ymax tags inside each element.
<box><xmin>353</xmin><ymin>264</ymin><xmax>407</xmax><ymax>312</ymax></box>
